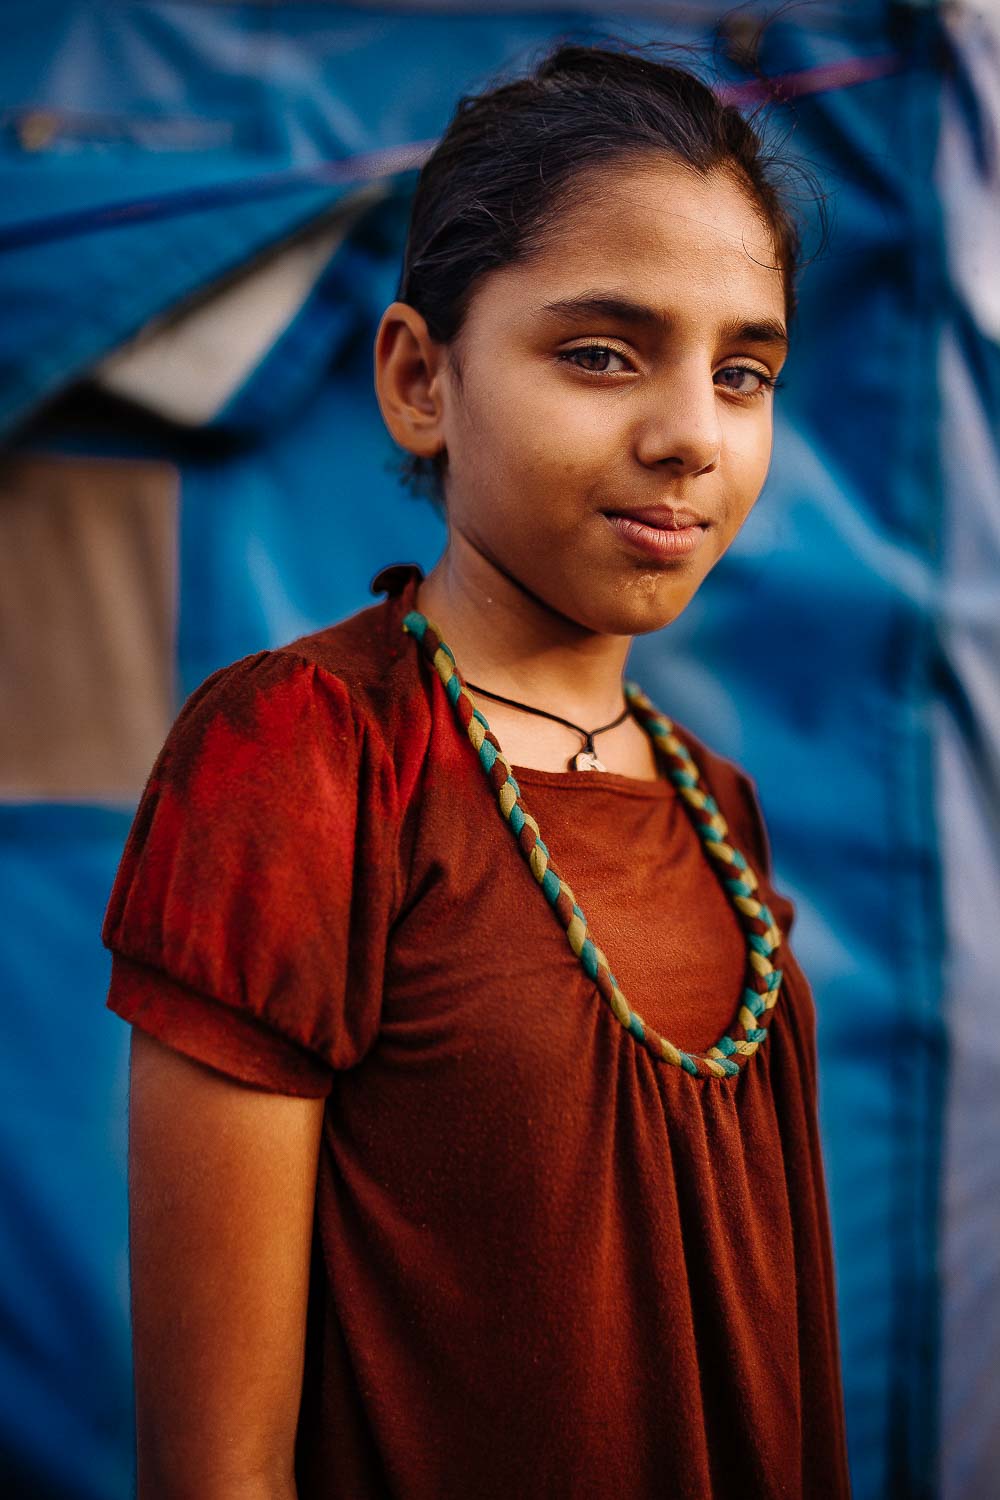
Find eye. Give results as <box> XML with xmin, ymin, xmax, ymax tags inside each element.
<box><xmin>558</xmin><ymin>343</ymin><xmax>632</xmax><ymax>375</ymax></box>
<box><xmin>715</xmin><ymin>364</ymin><xmax>780</xmax><ymax>400</ymax></box>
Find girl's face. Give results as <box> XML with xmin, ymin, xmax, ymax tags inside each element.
<box><xmin>434</xmin><ymin>156</ymin><xmax>788</xmax><ymax>637</ymax></box>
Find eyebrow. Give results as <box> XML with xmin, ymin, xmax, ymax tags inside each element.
<box><xmin>535</xmin><ymin>292</ymin><xmax>789</xmax><ymax>352</ymax></box>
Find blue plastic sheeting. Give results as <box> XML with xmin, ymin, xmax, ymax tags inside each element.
<box><xmin>0</xmin><ymin>0</ymin><xmax>567</xmax><ymax>430</ymax></box>
<box><xmin>0</xmin><ymin>806</ymin><xmax>133</xmax><ymax>1500</ymax></box>
<box><xmin>3</xmin><ymin>4</ymin><xmax>992</xmax><ymax>1498</ymax></box>
<box><xmin>932</xmin><ymin>10</ymin><xmax>1000</xmax><ymax>1495</ymax></box>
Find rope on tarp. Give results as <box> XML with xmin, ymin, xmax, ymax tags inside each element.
<box><xmin>0</xmin><ymin>140</ymin><xmax>437</xmax><ymax>254</ymax></box>
<box><xmin>0</xmin><ymin>51</ymin><xmax>906</xmax><ymax>255</ymax></box>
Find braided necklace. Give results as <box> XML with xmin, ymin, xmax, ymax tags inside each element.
<box><xmin>403</xmin><ymin>607</ymin><xmax>785</xmax><ymax>1081</ymax></box>
<box><xmin>464</xmin><ymin>680</ymin><xmax>629</xmax><ymax>772</ymax></box>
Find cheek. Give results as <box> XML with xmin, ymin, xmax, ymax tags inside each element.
<box><xmin>721</xmin><ymin>417</ymin><xmax>773</xmax><ymax>511</ymax></box>
<box><xmin>460</xmin><ymin>362</ymin><xmax>618</xmax><ymax>476</ymax></box>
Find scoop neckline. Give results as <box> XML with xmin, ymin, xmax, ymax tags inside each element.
<box><xmin>398</xmin><ymin>598</ymin><xmax>786</xmax><ymax>1084</ymax></box>
<box><xmin>510</xmin><ymin>763</ymin><xmax>675</xmax><ymax>797</ymax></box>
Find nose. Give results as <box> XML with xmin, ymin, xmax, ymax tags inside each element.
<box><xmin>633</xmin><ymin>363</ymin><xmax>722</xmax><ymax>477</ymax></box>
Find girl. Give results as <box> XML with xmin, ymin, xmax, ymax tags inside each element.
<box><xmin>105</xmin><ymin>42</ymin><xmax>851</xmax><ymax>1500</ymax></box>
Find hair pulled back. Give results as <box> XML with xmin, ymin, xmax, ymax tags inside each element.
<box><xmin>396</xmin><ymin>41</ymin><xmax>808</xmax><ymax>507</ymax></box>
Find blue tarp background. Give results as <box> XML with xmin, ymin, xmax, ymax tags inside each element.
<box><xmin>2</xmin><ymin>4</ymin><xmax>997</xmax><ymax>1498</ymax></box>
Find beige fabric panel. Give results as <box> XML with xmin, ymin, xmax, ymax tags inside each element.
<box><xmin>0</xmin><ymin>452</ymin><xmax>178</xmax><ymax>802</ymax></box>
<box><xmin>94</xmin><ymin>186</ymin><xmax>384</xmax><ymax>425</ymax></box>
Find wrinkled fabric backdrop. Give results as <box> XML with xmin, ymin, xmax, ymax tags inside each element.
<box><xmin>1</xmin><ymin>3</ymin><xmax>997</xmax><ymax>1498</ymax></box>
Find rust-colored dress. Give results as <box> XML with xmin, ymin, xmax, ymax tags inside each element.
<box><xmin>104</xmin><ymin>564</ymin><xmax>851</xmax><ymax>1499</ymax></box>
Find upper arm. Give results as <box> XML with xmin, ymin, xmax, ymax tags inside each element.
<box><xmin>127</xmin><ymin>1027</ymin><xmax>326</xmax><ymax>1498</ymax></box>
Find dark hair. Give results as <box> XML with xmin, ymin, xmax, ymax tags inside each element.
<box><xmin>394</xmin><ymin>40</ymin><xmax>814</xmax><ymax>509</ymax></box>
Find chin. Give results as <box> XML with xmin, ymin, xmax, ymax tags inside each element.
<box><xmin>584</xmin><ymin>575</ymin><xmax>703</xmax><ymax>638</ymax></box>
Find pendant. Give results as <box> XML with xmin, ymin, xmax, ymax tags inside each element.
<box><xmin>572</xmin><ymin>749</ymin><xmax>607</xmax><ymax>772</ymax></box>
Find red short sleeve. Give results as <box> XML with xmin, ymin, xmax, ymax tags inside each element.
<box><xmin>102</xmin><ymin>651</ymin><xmax>400</xmax><ymax>1095</ymax></box>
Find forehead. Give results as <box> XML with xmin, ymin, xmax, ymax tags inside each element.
<box><xmin>480</xmin><ymin>157</ymin><xmax>785</xmax><ymax>325</ymax></box>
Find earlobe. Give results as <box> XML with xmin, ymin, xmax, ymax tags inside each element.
<box><xmin>373</xmin><ymin>301</ymin><xmax>447</xmax><ymax>461</ymax></box>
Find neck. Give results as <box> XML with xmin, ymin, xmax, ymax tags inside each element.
<box><xmin>416</xmin><ymin>536</ymin><xmax>633</xmax><ymax>724</ymax></box>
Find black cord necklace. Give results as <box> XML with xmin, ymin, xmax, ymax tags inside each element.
<box><xmin>464</xmin><ymin>681</ymin><xmax>630</xmax><ymax>772</ymax></box>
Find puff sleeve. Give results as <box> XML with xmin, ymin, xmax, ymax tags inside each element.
<box><xmin>102</xmin><ymin>650</ymin><xmax>400</xmax><ymax>1095</ymax></box>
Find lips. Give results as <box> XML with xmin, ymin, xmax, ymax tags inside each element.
<box><xmin>603</xmin><ymin>506</ymin><xmax>710</xmax><ymax>563</ymax></box>
<box><xmin>603</xmin><ymin>505</ymin><xmax>709</xmax><ymax>530</ymax></box>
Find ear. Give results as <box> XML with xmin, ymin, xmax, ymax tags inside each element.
<box><xmin>373</xmin><ymin>301</ymin><xmax>449</xmax><ymax>461</ymax></box>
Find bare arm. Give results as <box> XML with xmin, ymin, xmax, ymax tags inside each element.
<box><xmin>126</xmin><ymin>1028</ymin><xmax>326</xmax><ymax>1500</ymax></box>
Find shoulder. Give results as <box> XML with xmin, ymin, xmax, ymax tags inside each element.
<box><xmin>104</xmin><ymin>593</ymin><xmax>429</xmax><ymax>961</ymax></box>
<box><xmin>670</xmin><ymin>716</ymin><xmax>800</xmax><ymax>944</ymax></box>
<box><xmin>669</xmin><ymin>718</ymin><xmax>775</xmax><ymax>881</ymax></box>
<box><xmin>162</xmin><ymin>592</ymin><xmax>433</xmax><ymax>796</ymax></box>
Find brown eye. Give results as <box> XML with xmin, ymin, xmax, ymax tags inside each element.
<box><xmin>559</xmin><ymin>344</ymin><xmax>630</xmax><ymax>374</ymax></box>
<box><xmin>715</xmin><ymin>365</ymin><xmax>775</xmax><ymax>398</ymax></box>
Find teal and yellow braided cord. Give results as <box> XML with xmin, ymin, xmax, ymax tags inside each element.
<box><xmin>403</xmin><ymin>610</ymin><xmax>783</xmax><ymax>1081</ymax></box>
